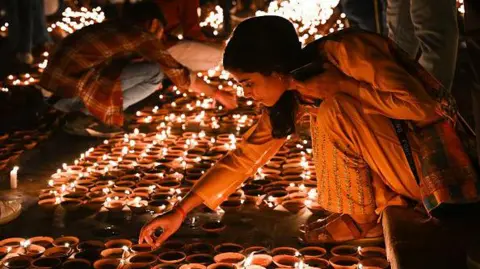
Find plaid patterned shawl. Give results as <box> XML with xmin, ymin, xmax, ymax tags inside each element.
<box><xmin>40</xmin><ymin>20</ymin><xmax>191</xmax><ymax>126</ymax></box>
<box><xmin>387</xmin><ymin>37</ymin><xmax>480</xmax><ymax>212</ymax></box>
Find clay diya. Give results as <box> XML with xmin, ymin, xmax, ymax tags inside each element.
<box><xmin>74</xmin><ymin>249</ymin><xmax>103</xmax><ymax>263</ymax></box>
<box><xmin>272</xmin><ymin>255</ymin><xmax>300</xmax><ymax>268</ymax></box>
<box><xmin>266</xmin><ymin>190</ymin><xmax>288</xmax><ymax>204</ymax></box>
<box><xmin>100</xmin><ymin>248</ymin><xmax>126</xmax><ymax>259</ymax></box>
<box><xmin>214</xmin><ymin>252</ymin><xmax>245</xmax><ymax>265</ymax></box>
<box><xmin>158</xmin><ymin>251</ymin><xmax>187</xmax><ymax>264</ymax></box>
<box><xmin>299</xmin><ymin>246</ymin><xmax>327</xmax><ymax>258</ymax></box>
<box><xmin>85</xmin><ymin>199</ymin><xmax>105</xmax><ymax>211</ymax></box>
<box><xmin>31</xmin><ymin>257</ymin><xmax>62</xmax><ymax>268</ymax></box>
<box><xmin>360</xmin><ymin>258</ymin><xmax>390</xmax><ymax>269</ymax></box>
<box><xmin>185</xmin><ymin>254</ymin><xmax>214</xmax><ymax>265</ymax></box>
<box><xmin>53</xmin><ymin>236</ymin><xmax>80</xmax><ymax>248</ymax></box>
<box><xmin>127</xmin><ymin>198</ymin><xmax>148</xmax><ymax>214</ymax></box>
<box><xmin>43</xmin><ymin>246</ymin><xmax>72</xmax><ymax>260</ymax></box>
<box><xmin>105</xmin><ymin>239</ymin><xmax>133</xmax><ymax>248</ymax></box>
<box><xmin>271</xmin><ymin>247</ymin><xmax>298</xmax><ymax>256</ymax></box>
<box><xmin>60</xmin><ymin>198</ymin><xmax>83</xmax><ymax>212</ymax></box>
<box><xmin>128</xmin><ymin>253</ymin><xmax>159</xmax><ymax>267</ymax></box>
<box><xmin>214</xmin><ymin>243</ymin><xmax>244</xmax><ymax>254</ymax></box>
<box><xmin>93</xmin><ymin>258</ymin><xmax>121</xmax><ymax>269</ymax></box>
<box><xmin>304</xmin><ymin>257</ymin><xmax>330</xmax><ymax>269</ymax></box>
<box><xmin>148</xmin><ymin>199</ymin><xmax>171</xmax><ymax>213</ymax></box>
<box><xmin>201</xmin><ymin>221</ymin><xmax>226</xmax><ymax>234</ymax></box>
<box><xmin>329</xmin><ymin>256</ymin><xmax>360</xmax><ymax>269</ymax></box>
<box><xmin>77</xmin><ymin>240</ymin><xmax>105</xmax><ymax>252</ymax></box>
<box><xmin>28</xmin><ymin>237</ymin><xmax>54</xmax><ymax>249</ymax></box>
<box><xmin>186</xmin><ymin>242</ymin><xmax>214</xmax><ymax>255</ymax></box>
<box><xmin>38</xmin><ymin>198</ymin><xmax>60</xmax><ymax>213</ymax></box>
<box><xmin>179</xmin><ymin>263</ymin><xmax>207</xmax><ymax>269</ymax></box>
<box><xmin>104</xmin><ymin>198</ymin><xmax>126</xmax><ymax>212</ymax></box>
<box><xmin>131</xmin><ymin>244</ymin><xmax>152</xmax><ymax>253</ymax></box>
<box><xmin>3</xmin><ymin>256</ymin><xmax>32</xmax><ymax>269</ymax></box>
<box><xmin>281</xmin><ymin>199</ymin><xmax>306</xmax><ymax>214</ymax></box>
<box><xmin>206</xmin><ymin>263</ymin><xmax>236</xmax><ymax>269</ymax></box>
<box><xmin>358</xmin><ymin>247</ymin><xmax>386</xmax><ymax>259</ymax></box>
<box><xmin>62</xmin><ymin>258</ymin><xmax>92</xmax><ymax>269</ymax></box>
<box><xmin>0</xmin><ymin>237</ymin><xmax>25</xmax><ymax>249</ymax></box>
<box><xmin>330</xmin><ymin>245</ymin><xmax>358</xmax><ymax>257</ymax></box>
<box><xmin>249</xmin><ymin>254</ymin><xmax>273</xmax><ymax>268</ymax></box>
<box><xmin>161</xmin><ymin>240</ymin><xmax>185</xmax><ymax>251</ymax></box>
<box><xmin>304</xmin><ymin>200</ymin><xmax>324</xmax><ymax>214</ymax></box>
<box><xmin>219</xmin><ymin>200</ymin><xmax>242</xmax><ymax>213</ymax></box>
<box><xmin>19</xmin><ymin>244</ymin><xmax>45</xmax><ymax>258</ymax></box>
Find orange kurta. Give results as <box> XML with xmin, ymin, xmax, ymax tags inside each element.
<box><xmin>190</xmin><ymin>31</ymin><xmax>454</xmax><ymax>216</ymax></box>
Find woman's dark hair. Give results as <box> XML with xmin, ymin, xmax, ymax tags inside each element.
<box><xmin>123</xmin><ymin>1</ymin><xmax>167</xmax><ymax>27</ymax></box>
<box><xmin>223</xmin><ymin>16</ymin><xmax>304</xmax><ymax>138</ymax></box>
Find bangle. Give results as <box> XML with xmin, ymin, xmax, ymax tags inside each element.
<box><xmin>175</xmin><ymin>206</ymin><xmax>187</xmax><ymax>219</ymax></box>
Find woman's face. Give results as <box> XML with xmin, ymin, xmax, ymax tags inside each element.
<box><xmin>230</xmin><ymin>71</ymin><xmax>288</xmax><ymax>107</ymax></box>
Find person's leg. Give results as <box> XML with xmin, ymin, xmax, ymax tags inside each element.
<box><xmin>312</xmin><ymin>93</ymin><xmax>420</xmax><ymax>219</ymax></box>
<box><xmin>6</xmin><ymin>0</ymin><xmax>34</xmax><ymax>62</ymax></box>
<box><xmin>306</xmin><ymin>93</ymin><xmax>422</xmax><ymax>243</ymax></box>
<box><xmin>31</xmin><ymin>0</ymin><xmax>52</xmax><ymax>48</ymax></box>
<box><xmin>410</xmin><ymin>0</ymin><xmax>458</xmax><ymax>91</ymax></box>
<box><xmin>120</xmin><ymin>61</ymin><xmax>164</xmax><ymax>110</ymax></box>
<box><xmin>340</xmin><ymin>0</ymin><xmax>378</xmax><ymax>32</ymax></box>
<box><xmin>167</xmin><ymin>41</ymin><xmax>223</xmax><ymax>72</ymax></box>
<box><xmin>386</xmin><ymin>0</ymin><xmax>419</xmax><ymax>58</ymax></box>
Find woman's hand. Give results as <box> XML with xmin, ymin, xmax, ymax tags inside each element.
<box><xmin>139</xmin><ymin>209</ymin><xmax>184</xmax><ymax>248</ymax></box>
<box><xmin>290</xmin><ymin>62</ymin><xmax>350</xmax><ymax>99</ymax></box>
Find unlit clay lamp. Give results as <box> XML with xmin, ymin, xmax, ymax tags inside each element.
<box><xmin>360</xmin><ymin>258</ymin><xmax>390</xmax><ymax>269</ymax></box>
<box><xmin>206</xmin><ymin>263</ymin><xmax>237</xmax><ymax>269</ymax></box>
<box><xmin>213</xmin><ymin>252</ymin><xmax>245</xmax><ymax>265</ymax></box>
<box><xmin>330</xmin><ymin>245</ymin><xmax>358</xmax><ymax>257</ymax></box>
<box><xmin>299</xmin><ymin>246</ymin><xmax>327</xmax><ymax>258</ymax></box>
<box><xmin>272</xmin><ymin>255</ymin><xmax>300</xmax><ymax>268</ymax></box>
<box><xmin>271</xmin><ymin>247</ymin><xmax>298</xmax><ymax>256</ymax></box>
<box><xmin>30</xmin><ymin>257</ymin><xmax>62</xmax><ymax>269</ymax></box>
<box><xmin>93</xmin><ymin>258</ymin><xmax>121</xmax><ymax>269</ymax></box>
<box><xmin>329</xmin><ymin>256</ymin><xmax>360</xmax><ymax>269</ymax></box>
<box><xmin>179</xmin><ymin>263</ymin><xmax>207</xmax><ymax>269</ymax></box>
<box><xmin>214</xmin><ymin>243</ymin><xmax>244</xmax><ymax>254</ymax></box>
<box><xmin>157</xmin><ymin>251</ymin><xmax>187</xmax><ymax>264</ymax></box>
<box><xmin>358</xmin><ymin>247</ymin><xmax>386</xmax><ymax>259</ymax></box>
<box><xmin>304</xmin><ymin>257</ymin><xmax>330</xmax><ymax>269</ymax></box>
<box><xmin>185</xmin><ymin>254</ymin><xmax>214</xmax><ymax>265</ymax></box>
<box><xmin>3</xmin><ymin>256</ymin><xmax>32</xmax><ymax>269</ymax></box>
<box><xmin>201</xmin><ymin>221</ymin><xmax>226</xmax><ymax>234</ymax></box>
<box><xmin>127</xmin><ymin>253</ymin><xmax>159</xmax><ymax>267</ymax></box>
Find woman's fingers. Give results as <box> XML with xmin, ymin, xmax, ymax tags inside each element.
<box><xmin>154</xmin><ymin>229</ymin><xmax>173</xmax><ymax>248</ymax></box>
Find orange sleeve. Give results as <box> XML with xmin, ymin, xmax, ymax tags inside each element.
<box><xmin>191</xmin><ymin>112</ymin><xmax>286</xmax><ymax>210</ymax></box>
<box><xmin>322</xmin><ymin>32</ymin><xmax>439</xmax><ymax>122</ymax></box>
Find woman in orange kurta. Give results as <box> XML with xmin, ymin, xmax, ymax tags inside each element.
<box><xmin>139</xmin><ymin>16</ymin><xmax>478</xmax><ymax>246</ymax></box>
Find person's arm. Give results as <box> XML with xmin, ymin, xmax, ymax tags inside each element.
<box><xmin>321</xmin><ymin>32</ymin><xmax>440</xmax><ymax>123</ymax></box>
<box><xmin>139</xmin><ymin>112</ymin><xmax>286</xmax><ymax>246</ymax></box>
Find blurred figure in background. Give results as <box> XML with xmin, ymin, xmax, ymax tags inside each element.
<box><xmin>387</xmin><ymin>0</ymin><xmax>459</xmax><ymax>91</ymax></box>
<box><xmin>464</xmin><ymin>0</ymin><xmax>480</xmax><ymax>166</ymax></box>
<box><xmin>5</xmin><ymin>0</ymin><xmax>52</xmax><ymax>66</ymax></box>
<box><xmin>340</xmin><ymin>0</ymin><xmax>386</xmax><ymax>35</ymax></box>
